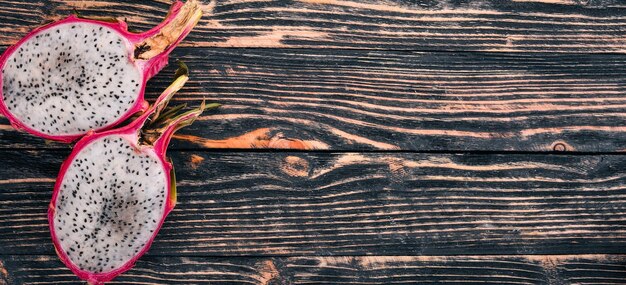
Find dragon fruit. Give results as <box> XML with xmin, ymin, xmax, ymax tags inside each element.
<box><xmin>0</xmin><ymin>0</ymin><xmax>202</xmax><ymax>142</ymax></box>
<box><xmin>48</xmin><ymin>63</ymin><xmax>218</xmax><ymax>284</ymax></box>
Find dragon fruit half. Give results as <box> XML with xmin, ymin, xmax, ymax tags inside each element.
<box><xmin>0</xmin><ymin>0</ymin><xmax>202</xmax><ymax>142</ymax></box>
<box><xmin>48</xmin><ymin>63</ymin><xmax>218</xmax><ymax>284</ymax></box>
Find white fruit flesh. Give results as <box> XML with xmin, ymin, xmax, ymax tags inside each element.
<box><xmin>2</xmin><ymin>22</ymin><xmax>142</xmax><ymax>136</ymax></box>
<box><xmin>53</xmin><ymin>135</ymin><xmax>167</xmax><ymax>273</ymax></box>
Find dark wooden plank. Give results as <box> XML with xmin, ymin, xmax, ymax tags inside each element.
<box><xmin>2</xmin><ymin>150</ymin><xmax>626</xmax><ymax>256</ymax></box>
<box><xmin>1</xmin><ymin>0</ymin><xmax>626</xmax><ymax>52</ymax></box>
<box><xmin>3</xmin><ymin>48</ymin><xmax>626</xmax><ymax>151</ymax></box>
<box><xmin>2</xmin><ymin>255</ymin><xmax>626</xmax><ymax>284</ymax></box>
<box><xmin>0</xmin><ymin>255</ymin><xmax>273</xmax><ymax>284</ymax></box>
<box><xmin>0</xmin><ymin>0</ymin><xmax>50</xmax><ymax>45</ymax></box>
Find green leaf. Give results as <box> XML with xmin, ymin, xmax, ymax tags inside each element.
<box><xmin>174</xmin><ymin>61</ymin><xmax>189</xmax><ymax>79</ymax></box>
<box><xmin>151</xmin><ymin>103</ymin><xmax>188</xmax><ymax>126</ymax></box>
<box><xmin>168</xmin><ymin>159</ymin><xmax>177</xmax><ymax>209</ymax></box>
<box><xmin>72</xmin><ymin>9</ymin><xmax>119</xmax><ymax>23</ymax></box>
<box><xmin>163</xmin><ymin>100</ymin><xmax>221</xmax><ymax>134</ymax></box>
<box><xmin>149</xmin><ymin>62</ymin><xmax>190</xmax><ymax>123</ymax></box>
<box><xmin>203</xmin><ymin>102</ymin><xmax>222</xmax><ymax>111</ymax></box>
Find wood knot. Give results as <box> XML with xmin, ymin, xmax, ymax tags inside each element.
<box><xmin>0</xmin><ymin>260</ymin><xmax>8</xmax><ymax>281</ymax></box>
<box><xmin>189</xmin><ymin>154</ymin><xmax>205</xmax><ymax>169</ymax></box>
<box><xmin>388</xmin><ymin>158</ymin><xmax>409</xmax><ymax>182</ymax></box>
<box><xmin>256</xmin><ymin>259</ymin><xmax>280</xmax><ymax>285</ymax></box>
<box><xmin>553</xmin><ymin>143</ymin><xmax>566</xmax><ymax>151</ymax></box>
<box><xmin>550</xmin><ymin>140</ymin><xmax>573</xmax><ymax>152</ymax></box>
<box><xmin>282</xmin><ymin>156</ymin><xmax>310</xmax><ymax>177</ymax></box>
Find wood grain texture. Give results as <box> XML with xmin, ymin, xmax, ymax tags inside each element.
<box><xmin>2</xmin><ymin>48</ymin><xmax>626</xmax><ymax>151</ymax></box>
<box><xmin>1</xmin><ymin>255</ymin><xmax>626</xmax><ymax>284</ymax></box>
<box><xmin>1</xmin><ymin>0</ymin><xmax>625</xmax><ymax>282</ymax></box>
<box><xmin>1</xmin><ymin>0</ymin><xmax>626</xmax><ymax>52</ymax></box>
<box><xmin>2</xmin><ymin>151</ymin><xmax>626</xmax><ymax>256</ymax></box>
<box><xmin>0</xmin><ymin>0</ymin><xmax>49</xmax><ymax>46</ymax></box>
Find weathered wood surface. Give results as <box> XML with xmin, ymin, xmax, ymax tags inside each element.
<box><xmin>3</xmin><ymin>48</ymin><xmax>626</xmax><ymax>151</ymax></box>
<box><xmin>3</xmin><ymin>151</ymin><xmax>626</xmax><ymax>256</ymax></box>
<box><xmin>1</xmin><ymin>0</ymin><xmax>626</xmax><ymax>52</ymax></box>
<box><xmin>2</xmin><ymin>0</ymin><xmax>626</xmax><ymax>283</ymax></box>
<box><xmin>2</xmin><ymin>255</ymin><xmax>626</xmax><ymax>284</ymax></box>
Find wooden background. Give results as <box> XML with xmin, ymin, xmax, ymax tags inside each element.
<box><xmin>1</xmin><ymin>0</ymin><xmax>626</xmax><ymax>284</ymax></box>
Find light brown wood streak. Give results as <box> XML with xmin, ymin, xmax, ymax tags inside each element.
<box><xmin>192</xmin><ymin>103</ymin><xmax>625</xmax><ymax>124</ymax></box>
<box><xmin>133</xmin><ymin>225</ymin><xmax>625</xmax><ymax>240</ymax></box>
<box><xmin>221</xmin><ymin>96</ymin><xmax>626</xmax><ymax>117</ymax></box>
<box><xmin>511</xmin><ymin>0</ymin><xmax>575</xmax><ymax>4</ymax></box>
<box><xmin>159</xmin><ymin>201</ymin><xmax>624</xmax><ymax>216</ymax></box>
<box><xmin>327</xmin><ymin>128</ymin><xmax>399</xmax><ymax>150</ymax></box>
<box><xmin>520</xmin><ymin>126</ymin><xmax>626</xmax><ymax>137</ymax></box>
<box><xmin>0</xmin><ymin>124</ymin><xmax>14</xmax><ymax>131</ymax></box>
<box><xmin>266</xmin><ymin>108</ymin><xmax>509</xmax><ymax>138</ymax></box>
<box><xmin>223</xmin><ymin>29</ymin><xmax>329</xmax><ymax>48</ymax></box>
<box><xmin>0</xmin><ymin>178</ymin><xmax>55</xmax><ymax>185</ymax></box>
<box><xmin>188</xmin><ymin>112</ymin><xmax>399</xmax><ymax>150</ymax></box>
<box><xmin>174</xmin><ymin>128</ymin><xmax>330</xmax><ymax>150</ymax></box>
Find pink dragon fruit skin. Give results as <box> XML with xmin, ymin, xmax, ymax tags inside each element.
<box><xmin>48</xmin><ymin>65</ymin><xmax>216</xmax><ymax>284</ymax></box>
<box><xmin>0</xmin><ymin>0</ymin><xmax>202</xmax><ymax>143</ymax></box>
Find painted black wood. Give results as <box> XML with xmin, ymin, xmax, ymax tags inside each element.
<box><xmin>1</xmin><ymin>0</ymin><xmax>625</xmax><ymax>284</ymax></box>
<box><xmin>3</xmin><ymin>48</ymin><xmax>626</xmax><ymax>152</ymax></box>
<box><xmin>2</xmin><ymin>255</ymin><xmax>626</xmax><ymax>284</ymax></box>
<box><xmin>1</xmin><ymin>0</ymin><xmax>626</xmax><ymax>52</ymax></box>
<box><xmin>2</xmin><ymin>151</ymin><xmax>626</xmax><ymax>256</ymax></box>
